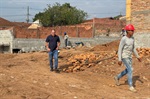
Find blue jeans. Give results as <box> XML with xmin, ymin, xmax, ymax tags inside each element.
<box><xmin>117</xmin><ymin>58</ymin><xmax>133</xmax><ymax>87</ymax></box>
<box><xmin>48</xmin><ymin>50</ymin><xmax>58</xmax><ymax>69</ymax></box>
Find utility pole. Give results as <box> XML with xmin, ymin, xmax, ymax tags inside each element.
<box><xmin>26</xmin><ymin>6</ymin><xmax>29</xmax><ymax>23</ymax></box>
<box><xmin>120</xmin><ymin>12</ymin><xmax>122</xmax><ymax>16</ymax></box>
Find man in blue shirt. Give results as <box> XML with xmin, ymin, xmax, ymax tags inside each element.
<box><xmin>45</xmin><ymin>29</ymin><xmax>60</xmax><ymax>72</ymax></box>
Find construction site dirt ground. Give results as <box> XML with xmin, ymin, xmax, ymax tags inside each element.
<box><xmin>0</xmin><ymin>40</ymin><xmax>150</xmax><ymax>99</ymax></box>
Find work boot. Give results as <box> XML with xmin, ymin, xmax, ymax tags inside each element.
<box><xmin>129</xmin><ymin>86</ymin><xmax>137</xmax><ymax>92</ymax></box>
<box><xmin>114</xmin><ymin>76</ymin><xmax>120</xmax><ymax>86</ymax></box>
<box><xmin>55</xmin><ymin>69</ymin><xmax>60</xmax><ymax>73</ymax></box>
<box><xmin>50</xmin><ymin>68</ymin><xmax>53</xmax><ymax>72</ymax></box>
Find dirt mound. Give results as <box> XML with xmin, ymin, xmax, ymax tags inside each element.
<box><xmin>91</xmin><ymin>40</ymin><xmax>120</xmax><ymax>51</ymax></box>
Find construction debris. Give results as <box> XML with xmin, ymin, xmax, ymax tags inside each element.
<box><xmin>61</xmin><ymin>47</ymin><xmax>150</xmax><ymax>73</ymax></box>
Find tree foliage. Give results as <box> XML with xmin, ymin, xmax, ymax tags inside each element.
<box><xmin>33</xmin><ymin>3</ymin><xmax>88</xmax><ymax>27</ymax></box>
<box><xmin>113</xmin><ymin>15</ymin><xmax>123</xmax><ymax>20</ymax></box>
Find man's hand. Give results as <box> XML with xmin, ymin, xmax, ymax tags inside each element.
<box><xmin>118</xmin><ymin>61</ymin><xmax>122</xmax><ymax>66</ymax></box>
<box><xmin>56</xmin><ymin>47</ymin><xmax>59</xmax><ymax>50</ymax></box>
<box><xmin>47</xmin><ymin>48</ymin><xmax>50</xmax><ymax>52</ymax></box>
<box><xmin>45</xmin><ymin>42</ymin><xmax>50</xmax><ymax>52</ymax></box>
<box><xmin>137</xmin><ymin>57</ymin><xmax>142</xmax><ymax>62</ymax></box>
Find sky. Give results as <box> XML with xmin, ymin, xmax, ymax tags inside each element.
<box><xmin>0</xmin><ymin>0</ymin><xmax>126</xmax><ymax>22</ymax></box>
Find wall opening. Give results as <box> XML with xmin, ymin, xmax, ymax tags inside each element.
<box><xmin>13</xmin><ymin>48</ymin><xmax>21</xmax><ymax>53</ymax></box>
<box><xmin>0</xmin><ymin>45</ymin><xmax>10</xmax><ymax>53</ymax></box>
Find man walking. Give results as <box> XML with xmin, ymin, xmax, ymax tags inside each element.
<box><xmin>45</xmin><ymin>29</ymin><xmax>60</xmax><ymax>72</ymax></box>
<box><xmin>114</xmin><ymin>24</ymin><xmax>141</xmax><ymax>92</ymax></box>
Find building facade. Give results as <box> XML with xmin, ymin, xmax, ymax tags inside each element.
<box><xmin>126</xmin><ymin>0</ymin><xmax>150</xmax><ymax>47</ymax></box>
<box><xmin>126</xmin><ymin>0</ymin><xmax>150</xmax><ymax>33</ymax></box>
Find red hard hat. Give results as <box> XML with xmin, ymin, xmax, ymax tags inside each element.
<box><xmin>125</xmin><ymin>24</ymin><xmax>135</xmax><ymax>31</ymax></box>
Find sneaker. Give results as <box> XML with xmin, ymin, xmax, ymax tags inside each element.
<box><xmin>129</xmin><ymin>86</ymin><xmax>137</xmax><ymax>92</ymax></box>
<box><xmin>114</xmin><ymin>76</ymin><xmax>120</xmax><ymax>86</ymax></box>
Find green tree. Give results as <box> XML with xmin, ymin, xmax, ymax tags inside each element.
<box><xmin>33</xmin><ymin>3</ymin><xmax>88</xmax><ymax>27</ymax></box>
<box><xmin>113</xmin><ymin>15</ymin><xmax>123</xmax><ymax>20</ymax></box>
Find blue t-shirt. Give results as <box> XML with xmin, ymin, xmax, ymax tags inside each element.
<box><xmin>46</xmin><ymin>35</ymin><xmax>60</xmax><ymax>51</ymax></box>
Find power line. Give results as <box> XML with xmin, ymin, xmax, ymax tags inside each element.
<box><xmin>0</xmin><ymin>7</ymin><xmax>43</xmax><ymax>11</ymax></box>
<box><xmin>30</xmin><ymin>8</ymin><xmax>43</xmax><ymax>11</ymax></box>
<box><xmin>89</xmin><ymin>12</ymin><xmax>123</xmax><ymax>14</ymax></box>
<box><xmin>26</xmin><ymin>6</ymin><xmax>29</xmax><ymax>23</ymax></box>
<box><xmin>1</xmin><ymin>15</ymin><xmax>27</xmax><ymax>17</ymax></box>
<box><xmin>0</xmin><ymin>7</ymin><xmax>26</xmax><ymax>9</ymax></box>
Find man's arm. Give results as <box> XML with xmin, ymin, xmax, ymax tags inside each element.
<box><xmin>45</xmin><ymin>42</ymin><xmax>50</xmax><ymax>51</ymax></box>
<box><xmin>118</xmin><ymin>38</ymin><xmax>125</xmax><ymax>65</ymax></box>
<box><xmin>118</xmin><ymin>38</ymin><xmax>125</xmax><ymax>61</ymax></box>
<box><xmin>56</xmin><ymin>36</ymin><xmax>61</xmax><ymax>50</ymax></box>
<box><xmin>57</xmin><ymin>42</ymin><xmax>60</xmax><ymax>50</ymax></box>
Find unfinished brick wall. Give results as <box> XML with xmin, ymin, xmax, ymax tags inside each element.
<box><xmin>10</xmin><ymin>18</ymin><xmax>125</xmax><ymax>38</ymax></box>
<box><xmin>131</xmin><ymin>0</ymin><xmax>150</xmax><ymax>33</ymax></box>
<box><xmin>0</xmin><ymin>17</ymin><xmax>125</xmax><ymax>38</ymax></box>
<box><xmin>35</xmin><ymin>25</ymin><xmax>93</xmax><ymax>38</ymax></box>
<box><xmin>14</xmin><ymin>25</ymin><xmax>93</xmax><ymax>39</ymax></box>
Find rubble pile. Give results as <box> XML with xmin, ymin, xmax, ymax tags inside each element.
<box><xmin>61</xmin><ymin>47</ymin><xmax>150</xmax><ymax>73</ymax></box>
<box><xmin>62</xmin><ymin>51</ymin><xmax>117</xmax><ymax>73</ymax></box>
<box><xmin>137</xmin><ymin>48</ymin><xmax>150</xmax><ymax>57</ymax></box>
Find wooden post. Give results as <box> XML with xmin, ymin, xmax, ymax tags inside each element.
<box><xmin>92</xmin><ymin>18</ymin><xmax>95</xmax><ymax>38</ymax></box>
<box><xmin>76</xmin><ymin>25</ymin><xmax>79</xmax><ymax>37</ymax></box>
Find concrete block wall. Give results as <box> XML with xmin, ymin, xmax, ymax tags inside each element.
<box><xmin>13</xmin><ymin>36</ymin><xmax>119</xmax><ymax>52</ymax></box>
<box><xmin>126</xmin><ymin>0</ymin><xmax>150</xmax><ymax>48</ymax></box>
<box><xmin>13</xmin><ymin>38</ymin><xmax>45</xmax><ymax>52</ymax></box>
<box><xmin>131</xmin><ymin>0</ymin><xmax>150</xmax><ymax>33</ymax></box>
<box><xmin>60</xmin><ymin>34</ymin><xmax>150</xmax><ymax>48</ymax></box>
<box><xmin>59</xmin><ymin>36</ymin><xmax>119</xmax><ymax>48</ymax></box>
<box><xmin>9</xmin><ymin>34</ymin><xmax>150</xmax><ymax>53</ymax></box>
<box><xmin>0</xmin><ymin>30</ymin><xmax>14</xmax><ymax>53</ymax></box>
<box><xmin>1</xmin><ymin>29</ymin><xmax>148</xmax><ymax>54</ymax></box>
<box><xmin>134</xmin><ymin>33</ymin><xmax>150</xmax><ymax>48</ymax></box>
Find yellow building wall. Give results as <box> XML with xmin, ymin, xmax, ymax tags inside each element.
<box><xmin>126</xmin><ymin>0</ymin><xmax>131</xmax><ymax>23</ymax></box>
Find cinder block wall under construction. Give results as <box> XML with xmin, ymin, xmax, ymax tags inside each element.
<box><xmin>126</xmin><ymin>0</ymin><xmax>150</xmax><ymax>47</ymax></box>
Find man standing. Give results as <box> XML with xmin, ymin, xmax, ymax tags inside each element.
<box><xmin>114</xmin><ymin>24</ymin><xmax>141</xmax><ymax>92</ymax></box>
<box><xmin>64</xmin><ymin>32</ymin><xmax>69</xmax><ymax>47</ymax></box>
<box><xmin>45</xmin><ymin>29</ymin><xmax>60</xmax><ymax>72</ymax></box>
<box><xmin>120</xmin><ymin>28</ymin><xmax>126</xmax><ymax>37</ymax></box>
